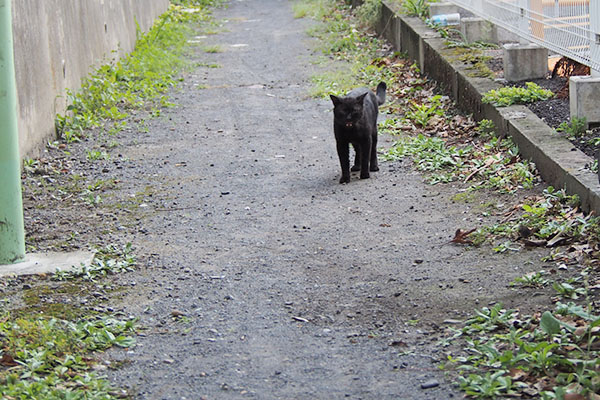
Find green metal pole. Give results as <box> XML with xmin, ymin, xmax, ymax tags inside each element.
<box><xmin>0</xmin><ymin>0</ymin><xmax>25</xmax><ymax>264</ymax></box>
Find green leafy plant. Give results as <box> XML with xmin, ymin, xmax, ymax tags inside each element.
<box><xmin>458</xmin><ymin>370</ymin><xmax>518</xmax><ymax>398</ymax></box>
<box><xmin>444</xmin><ymin>302</ymin><xmax>600</xmax><ymax>399</ymax></box>
<box><xmin>404</xmin><ymin>95</ymin><xmax>445</xmax><ymax>127</ymax></box>
<box><xmin>511</xmin><ymin>270</ymin><xmax>551</xmax><ymax>288</ymax></box>
<box><xmin>202</xmin><ymin>44</ymin><xmax>222</xmax><ymax>53</ymax></box>
<box><xmin>54</xmin><ymin>243</ymin><xmax>135</xmax><ymax>281</ymax></box>
<box><xmin>482</xmin><ymin>82</ymin><xmax>554</xmax><ymax>106</ymax></box>
<box><xmin>402</xmin><ymin>0</ymin><xmax>429</xmax><ymax>18</ymax></box>
<box><xmin>476</xmin><ymin>119</ymin><xmax>496</xmax><ymax>138</ymax></box>
<box><xmin>55</xmin><ymin>3</ymin><xmax>212</xmax><ymax>145</ymax></box>
<box><xmin>552</xmin><ymin>280</ymin><xmax>587</xmax><ymax>300</ymax></box>
<box><xmin>86</xmin><ymin>150</ymin><xmax>110</xmax><ymax>161</ymax></box>
<box><xmin>383</xmin><ymin>130</ymin><xmax>536</xmax><ymax>192</ymax></box>
<box><xmin>556</xmin><ymin>116</ymin><xmax>587</xmax><ymax>138</ymax></box>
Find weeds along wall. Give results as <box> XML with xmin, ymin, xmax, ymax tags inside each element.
<box><xmin>11</xmin><ymin>0</ymin><xmax>170</xmax><ymax>158</ymax></box>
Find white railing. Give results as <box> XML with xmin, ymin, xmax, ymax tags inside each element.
<box><xmin>449</xmin><ymin>0</ymin><xmax>600</xmax><ymax>72</ymax></box>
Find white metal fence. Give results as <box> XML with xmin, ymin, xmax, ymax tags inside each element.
<box><xmin>448</xmin><ymin>0</ymin><xmax>600</xmax><ymax>72</ymax></box>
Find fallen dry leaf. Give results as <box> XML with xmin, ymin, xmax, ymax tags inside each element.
<box><xmin>0</xmin><ymin>353</ymin><xmax>18</xmax><ymax>367</ymax></box>
<box><xmin>523</xmin><ymin>239</ymin><xmax>547</xmax><ymax>247</ymax></box>
<box><xmin>563</xmin><ymin>394</ymin><xmax>586</xmax><ymax>400</ymax></box>
<box><xmin>451</xmin><ymin>228</ymin><xmax>477</xmax><ymax>245</ymax></box>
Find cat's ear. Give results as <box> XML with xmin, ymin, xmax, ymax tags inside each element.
<box><xmin>330</xmin><ymin>95</ymin><xmax>341</xmax><ymax>107</ymax></box>
<box><xmin>356</xmin><ymin>92</ymin><xmax>368</xmax><ymax>104</ymax></box>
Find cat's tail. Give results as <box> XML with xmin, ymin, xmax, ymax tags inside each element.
<box><xmin>376</xmin><ymin>82</ymin><xmax>386</xmax><ymax>105</ymax></box>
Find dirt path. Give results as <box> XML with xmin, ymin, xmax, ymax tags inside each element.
<box><xmin>102</xmin><ymin>1</ymin><xmax>550</xmax><ymax>398</ymax></box>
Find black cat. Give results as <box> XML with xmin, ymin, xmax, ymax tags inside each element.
<box><xmin>330</xmin><ymin>82</ymin><xmax>386</xmax><ymax>183</ymax></box>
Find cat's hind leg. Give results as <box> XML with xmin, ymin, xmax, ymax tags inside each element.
<box><xmin>359</xmin><ymin>139</ymin><xmax>371</xmax><ymax>179</ymax></box>
<box><xmin>369</xmin><ymin>131</ymin><xmax>379</xmax><ymax>172</ymax></box>
<box><xmin>351</xmin><ymin>144</ymin><xmax>361</xmax><ymax>172</ymax></box>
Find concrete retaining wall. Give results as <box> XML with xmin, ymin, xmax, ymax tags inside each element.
<box><xmin>12</xmin><ymin>0</ymin><xmax>170</xmax><ymax>158</ymax></box>
<box><xmin>372</xmin><ymin>0</ymin><xmax>600</xmax><ymax>213</ymax></box>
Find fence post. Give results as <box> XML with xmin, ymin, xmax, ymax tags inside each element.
<box><xmin>517</xmin><ymin>0</ymin><xmax>530</xmax><ymax>43</ymax></box>
<box><xmin>0</xmin><ymin>0</ymin><xmax>26</xmax><ymax>265</ymax></box>
<box><xmin>591</xmin><ymin>0</ymin><xmax>600</xmax><ymax>75</ymax></box>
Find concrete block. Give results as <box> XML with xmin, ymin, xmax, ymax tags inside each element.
<box><xmin>429</xmin><ymin>2</ymin><xmax>460</xmax><ymax>16</ymax></box>
<box><xmin>502</xmin><ymin>43</ymin><xmax>548</xmax><ymax>81</ymax></box>
<box><xmin>460</xmin><ymin>17</ymin><xmax>494</xmax><ymax>43</ymax></box>
<box><xmin>569</xmin><ymin>76</ymin><xmax>600</xmax><ymax>125</ymax></box>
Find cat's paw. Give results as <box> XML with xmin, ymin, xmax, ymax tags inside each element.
<box><xmin>339</xmin><ymin>175</ymin><xmax>350</xmax><ymax>184</ymax></box>
<box><xmin>370</xmin><ymin>165</ymin><xmax>379</xmax><ymax>172</ymax></box>
<box><xmin>360</xmin><ymin>172</ymin><xmax>370</xmax><ymax>179</ymax></box>
<box><xmin>351</xmin><ymin>165</ymin><xmax>361</xmax><ymax>172</ymax></box>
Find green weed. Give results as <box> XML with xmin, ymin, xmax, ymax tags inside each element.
<box><xmin>55</xmin><ymin>2</ymin><xmax>216</xmax><ymax>144</ymax></box>
<box><xmin>292</xmin><ymin>0</ymin><xmax>335</xmax><ymax>19</ymax></box>
<box><xmin>54</xmin><ymin>243</ymin><xmax>136</xmax><ymax>282</ymax></box>
<box><xmin>383</xmin><ymin>130</ymin><xmax>537</xmax><ymax>192</ymax></box>
<box><xmin>202</xmin><ymin>44</ymin><xmax>223</xmax><ymax>53</ymax></box>
<box><xmin>556</xmin><ymin>116</ymin><xmax>587</xmax><ymax>139</ymax></box>
<box><xmin>404</xmin><ymin>95</ymin><xmax>445</xmax><ymax>127</ymax></box>
<box><xmin>0</xmin><ymin>313</ymin><xmax>136</xmax><ymax>399</ymax></box>
<box><xmin>476</xmin><ymin>119</ymin><xmax>496</xmax><ymax>138</ymax></box>
<box><xmin>86</xmin><ymin>150</ymin><xmax>110</xmax><ymax>161</ymax></box>
<box><xmin>402</xmin><ymin>0</ymin><xmax>429</xmax><ymax>18</ymax></box>
<box><xmin>444</xmin><ymin>302</ymin><xmax>600</xmax><ymax>399</ymax></box>
<box><xmin>355</xmin><ymin>0</ymin><xmax>383</xmax><ymax>27</ymax></box>
<box><xmin>299</xmin><ymin>0</ymin><xmax>395</xmax><ymax>97</ymax></box>
<box><xmin>482</xmin><ymin>82</ymin><xmax>554</xmax><ymax>107</ymax></box>
<box><xmin>511</xmin><ymin>270</ymin><xmax>551</xmax><ymax>288</ymax></box>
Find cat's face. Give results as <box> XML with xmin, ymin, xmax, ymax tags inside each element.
<box><xmin>330</xmin><ymin>94</ymin><xmax>367</xmax><ymax>128</ymax></box>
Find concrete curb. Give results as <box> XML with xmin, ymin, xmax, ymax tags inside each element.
<box><xmin>0</xmin><ymin>251</ymin><xmax>94</xmax><ymax>278</ymax></box>
<box><xmin>374</xmin><ymin>1</ymin><xmax>600</xmax><ymax>213</ymax></box>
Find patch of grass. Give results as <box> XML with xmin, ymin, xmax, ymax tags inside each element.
<box><xmin>299</xmin><ymin>0</ymin><xmax>395</xmax><ymax>98</ymax></box>
<box><xmin>55</xmin><ymin>2</ymin><xmax>216</xmax><ymax>144</ymax></box>
<box><xmin>310</xmin><ymin>69</ymin><xmax>358</xmax><ymax>97</ymax></box>
<box><xmin>402</xmin><ymin>0</ymin><xmax>429</xmax><ymax>18</ymax></box>
<box><xmin>86</xmin><ymin>149</ymin><xmax>110</xmax><ymax>161</ymax></box>
<box><xmin>202</xmin><ymin>44</ymin><xmax>223</xmax><ymax>53</ymax></box>
<box><xmin>476</xmin><ymin>119</ymin><xmax>496</xmax><ymax>138</ymax></box>
<box><xmin>292</xmin><ymin>0</ymin><xmax>335</xmax><ymax>19</ymax></box>
<box><xmin>198</xmin><ymin>62</ymin><xmax>222</xmax><ymax>68</ymax></box>
<box><xmin>0</xmin><ymin>312</ymin><xmax>137</xmax><ymax>399</ymax></box>
<box><xmin>451</xmin><ymin>191</ymin><xmax>478</xmax><ymax>203</ymax></box>
<box><xmin>511</xmin><ymin>270</ymin><xmax>551</xmax><ymax>288</ymax></box>
<box><xmin>482</xmin><ymin>82</ymin><xmax>554</xmax><ymax>107</ymax></box>
<box><xmin>443</xmin><ymin>301</ymin><xmax>600</xmax><ymax>399</ymax></box>
<box><xmin>355</xmin><ymin>0</ymin><xmax>383</xmax><ymax>27</ymax></box>
<box><xmin>404</xmin><ymin>94</ymin><xmax>446</xmax><ymax>128</ymax></box>
<box><xmin>383</xmin><ymin>130</ymin><xmax>537</xmax><ymax>193</ymax></box>
<box><xmin>53</xmin><ymin>243</ymin><xmax>136</xmax><ymax>282</ymax></box>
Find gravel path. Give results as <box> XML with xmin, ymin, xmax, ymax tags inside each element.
<box><xmin>103</xmin><ymin>1</ymin><xmax>550</xmax><ymax>398</ymax></box>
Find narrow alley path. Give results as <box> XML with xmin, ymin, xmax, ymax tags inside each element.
<box><xmin>105</xmin><ymin>1</ymin><xmax>547</xmax><ymax>398</ymax></box>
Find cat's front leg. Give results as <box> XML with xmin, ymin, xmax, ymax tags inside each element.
<box><xmin>336</xmin><ymin>141</ymin><xmax>351</xmax><ymax>183</ymax></box>
<box><xmin>359</xmin><ymin>138</ymin><xmax>371</xmax><ymax>179</ymax></box>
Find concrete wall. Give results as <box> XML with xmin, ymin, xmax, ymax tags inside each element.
<box><xmin>12</xmin><ymin>0</ymin><xmax>170</xmax><ymax>158</ymax></box>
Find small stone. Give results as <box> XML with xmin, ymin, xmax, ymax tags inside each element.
<box><xmin>421</xmin><ymin>379</ymin><xmax>439</xmax><ymax>389</ymax></box>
